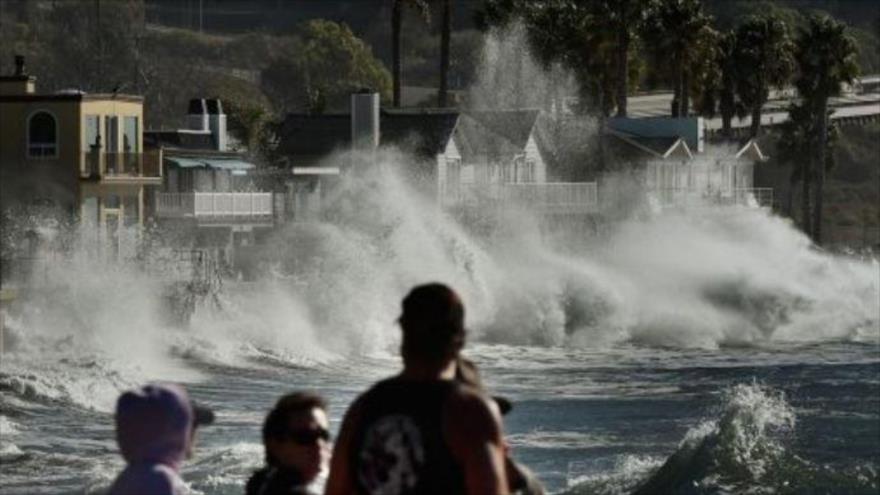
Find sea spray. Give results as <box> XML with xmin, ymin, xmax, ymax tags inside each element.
<box><xmin>562</xmin><ymin>383</ymin><xmax>798</xmax><ymax>494</ymax></box>
<box><xmin>0</xmin><ymin>221</ymin><xmax>201</xmax><ymax>412</ymax></box>
<box><xmin>2</xmin><ymin>152</ymin><xmax>877</xmax><ymax>417</ymax></box>
<box><xmin>198</xmin><ymin>150</ymin><xmax>879</xmax><ymax>353</ymax></box>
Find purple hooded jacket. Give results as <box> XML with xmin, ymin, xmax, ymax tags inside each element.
<box><xmin>108</xmin><ymin>384</ymin><xmax>195</xmax><ymax>495</ymax></box>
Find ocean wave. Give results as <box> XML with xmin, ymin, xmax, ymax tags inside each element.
<box><xmin>561</xmin><ymin>382</ymin><xmax>880</xmax><ymax>494</ymax></box>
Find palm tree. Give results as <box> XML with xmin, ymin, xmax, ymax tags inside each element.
<box><xmin>438</xmin><ymin>0</ymin><xmax>453</xmax><ymax>107</ymax></box>
<box><xmin>643</xmin><ymin>0</ymin><xmax>712</xmax><ymax>117</ymax></box>
<box><xmin>716</xmin><ymin>31</ymin><xmax>745</xmax><ymax>138</ymax></box>
<box><xmin>734</xmin><ymin>14</ymin><xmax>795</xmax><ymax>138</ymax></box>
<box><xmin>691</xmin><ymin>29</ymin><xmax>747</xmax><ymax>138</ymax></box>
<box><xmin>592</xmin><ymin>0</ymin><xmax>655</xmax><ymax>117</ymax></box>
<box><xmin>391</xmin><ymin>0</ymin><xmax>429</xmax><ymax>107</ymax></box>
<box><xmin>778</xmin><ymin>101</ymin><xmax>817</xmax><ymax>230</ymax></box>
<box><xmin>794</xmin><ymin>13</ymin><xmax>859</xmax><ymax>243</ymax></box>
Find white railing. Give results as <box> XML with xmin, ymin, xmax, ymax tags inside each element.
<box><xmin>650</xmin><ymin>187</ymin><xmax>773</xmax><ymax>209</ymax></box>
<box><xmin>454</xmin><ymin>182</ymin><xmax>599</xmax><ymax>213</ymax></box>
<box><xmin>156</xmin><ymin>192</ymin><xmax>273</xmax><ymax>219</ymax></box>
<box><xmin>732</xmin><ymin>188</ymin><xmax>774</xmax><ymax>208</ymax></box>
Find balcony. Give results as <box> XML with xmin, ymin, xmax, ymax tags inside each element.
<box><xmin>156</xmin><ymin>192</ymin><xmax>274</xmax><ymax>222</ymax></box>
<box><xmin>80</xmin><ymin>151</ymin><xmax>162</xmax><ymax>182</ymax></box>
<box><xmin>453</xmin><ymin>182</ymin><xmax>599</xmax><ymax>214</ymax></box>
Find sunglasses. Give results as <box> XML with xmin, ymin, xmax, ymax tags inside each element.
<box><xmin>281</xmin><ymin>427</ymin><xmax>331</xmax><ymax>445</ymax></box>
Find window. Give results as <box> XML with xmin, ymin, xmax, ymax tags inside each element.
<box><xmin>105</xmin><ymin>116</ymin><xmax>119</xmax><ymax>153</ymax></box>
<box><xmin>84</xmin><ymin>115</ymin><xmax>100</xmax><ymax>149</ymax></box>
<box><xmin>123</xmin><ymin>116</ymin><xmax>139</xmax><ymax>153</ymax></box>
<box><xmin>524</xmin><ymin>158</ymin><xmax>536</xmax><ymax>183</ymax></box>
<box><xmin>28</xmin><ymin>111</ymin><xmax>58</xmax><ymax>158</ymax></box>
<box><xmin>446</xmin><ymin>158</ymin><xmax>461</xmax><ymax>199</ymax></box>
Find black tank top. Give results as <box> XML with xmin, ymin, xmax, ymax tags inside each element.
<box><xmin>351</xmin><ymin>378</ymin><xmax>466</xmax><ymax>495</ymax></box>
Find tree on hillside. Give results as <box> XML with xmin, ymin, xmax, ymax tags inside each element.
<box><xmin>642</xmin><ymin>0</ymin><xmax>712</xmax><ymax>117</ymax></box>
<box><xmin>794</xmin><ymin>13</ymin><xmax>859</xmax><ymax>243</ymax></box>
<box><xmin>391</xmin><ymin>0</ymin><xmax>430</xmax><ymax>107</ymax></box>
<box><xmin>30</xmin><ymin>0</ymin><xmax>146</xmax><ymax>93</ymax></box>
<box><xmin>734</xmin><ymin>14</ymin><xmax>795</xmax><ymax>138</ymax></box>
<box><xmin>203</xmin><ymin>76</ymin><xmax>277</xmax><ymax>165</ymax></box>
<box><xmin>261</xmin><ymin>20</ymin><xmax>392</xmax><ymax>114</ymax></box>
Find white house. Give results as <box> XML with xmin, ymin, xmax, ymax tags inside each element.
<box><xmin>606</xmin><ymin>117</ymin><xmax>771</xmax><ymax>210</ymax></box>
<box><xmin>276</xmin><ymin>95</ymin><xmax>598</xmax><ymax>215</ymax></box>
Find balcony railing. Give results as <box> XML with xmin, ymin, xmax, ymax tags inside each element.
<box><xmin>81</xmin><ymin>151</ymin><xmax>162</xmax><ymax>180</ymax></box>
<box><xmin>650</xmin><ymin>187</ymin><xmax>774</xmax><ymax>208</ymax></box>
<box><xmin>156</xmin><ymin>192</ymin><xmax>274</xmax><ymax>219</ymax></box>
<box><xmin>453</xmin><ymin>182</ymin><xmax>599</xmax><ymax>213</ymax></box>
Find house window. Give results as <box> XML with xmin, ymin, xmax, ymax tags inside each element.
<box><xmin>28</xmin><ymin>111</ymin><xmax>58</xmax><ymax>158</ymax></box>
<box><xmin>84</xmin><ymin>115</ymin><xmax>100</xmax><ymax>149</ymax></box>
<box><xmin>105</xmin><ymin>116</ymin><xmax>119</xmax><ymax>153</ymax></box>
<box><xmin>123</xmin><ymin>116</ymin><xmax>139</xmax><ymax>153</ymax></box>
<box><xmin>446</xmin><ymin>158</ymin><xmax>461</xmax><ymax>199</ymax></box>
<box><xmin>524</xmin><ymin>158</ymin><xmax>536</xmax><ymax>182</ymax></box>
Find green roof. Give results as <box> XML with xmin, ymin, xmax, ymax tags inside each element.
<box><xmin>165</xmin><ymin>156</ymin><xmax>255</xmax><ymax>170</ymax></box>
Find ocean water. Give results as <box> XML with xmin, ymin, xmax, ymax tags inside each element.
<box><xmin>1</xmin><ymin>158</ymin><xmax>878</xmax><ymax>494</ymax></box>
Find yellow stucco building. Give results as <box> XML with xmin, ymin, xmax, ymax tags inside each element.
<box><xmin>0</xmin><ymin>56</ymin><xmax>161</xmax><ymax>253</ymax></box>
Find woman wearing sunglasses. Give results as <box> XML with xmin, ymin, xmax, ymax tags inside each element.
<box><xmin>247</xmin><ymin>392</ymin><xmax>331</xmax><ymax>495</ymax></box>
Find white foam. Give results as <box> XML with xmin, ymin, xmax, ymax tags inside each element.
<box><xmin>507</xmin><ymin>430</ymin><xmax>622</xmax><ymax>450</ymax></box>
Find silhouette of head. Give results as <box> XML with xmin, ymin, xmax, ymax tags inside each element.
<box><xmin>399</xmin><ymin>283</ymin><xmax>466</xmax><ymax>364</ymax></box>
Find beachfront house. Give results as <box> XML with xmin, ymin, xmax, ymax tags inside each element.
<box><xmin>276</xmin><ymin>92</ymin><xmax>460</xmax><ymax>207</ymax></box>
<box><xmin>606</xmin><ymin>117</ymin><xmax>771</xmax><ymax>210</ymax></box>
<box><xmin>145</xmin><ymin>99</ymin><xmax>273</xmax><ymax>270</ymax></box>
<box><xmin>277</xmin><ymin>92</ymin><xmax>598</xmax><ymax>215</ymax></box>
<box><xmin>0</xmin><ymin>56</ymin><xmax>161</xmax><ymax>258</ymax></box>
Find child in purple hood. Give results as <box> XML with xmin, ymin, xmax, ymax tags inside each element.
<box><xmin>108</xmin><ymin>383</ymin><xmax>214</xmax><ymax>495</ymax></box>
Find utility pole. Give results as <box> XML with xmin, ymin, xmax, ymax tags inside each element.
<box><xmin>199</xmin><ymin>0</ymin><xmax>203</xmax><ymax>33</ymax></box>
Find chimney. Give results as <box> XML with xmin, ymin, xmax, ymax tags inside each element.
<box><xmin>187</xmin><ymin>98</ymin><xmax>209</xmax><ymax>132</ymax></box>
<box><xmin>0</xmin><ymin>55</ymin><xmax>36</xmax><ymax>95</ymax></box>
<box><xmin>206</xmin><ymin>99</ymin><xmax>227</xmax><ymax>152</ymax></box>
<box><xmin>351</xmin><ymin>89</ymin><xmax>379</xmax><ymax>153</ymax></box>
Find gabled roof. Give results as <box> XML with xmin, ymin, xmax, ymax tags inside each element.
<box><xmin>607</xmin><ymin>130</ymin><xmax>693</xmax><ymax>160</ymax></box>
<box><xmin>465</xmin><ymin>109</ymin><xmax>540</xmax><ymax>149</ymax></box>
<box><xmin>735</xmin><ymin>139</ymin><xmax>768</xmax><ymax>162</ymax></box>
<box><xmin>380</xmin><ymin>109</ymin><xmax>460</xmax><ymax>158</ymax></box>
<box><xmin>455</xmin><ymin>113</ymin><xmax>523</xmax><ymax>159</ymax></box>
<box><xmin>276</xmin><ymin>113</ymin><xmax>350</xmax><ymax>157</ymax></box>
<box><xmin>144</xmin><ymin>130</ymin><xmax>216</xmax><ymax>151</ymax></box>
<box><xmin>277</xmin><ymin>111</ymin><xmax>460</xmax><ymax>160</ymax></box>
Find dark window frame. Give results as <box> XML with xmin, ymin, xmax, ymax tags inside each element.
<box><xmin>27</xmin><ymin>110</ymin><xmax>59</xmax><ymax>159</ymax></box>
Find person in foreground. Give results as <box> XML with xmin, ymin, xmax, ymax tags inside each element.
<box><xmin>247</xmin><ymin>392</ymin><xmax>331</xmax><ymax>495</ymax></box>
<box><xmin>325</xmin><ymin>282</ymin><xmax>509</xmax><ymax>495</ymax></box>
<box><xmin>108</xmin><ymin>383</ymin><xmax>214</xmax><ymax>495</ymax></box>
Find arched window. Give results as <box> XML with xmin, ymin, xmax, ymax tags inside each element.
<box><xmin>28</xmin><ymin>111</ymin><xmax>58</xmax><ymax>158</ymax></box>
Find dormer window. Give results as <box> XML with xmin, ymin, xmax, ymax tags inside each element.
<box><xmin>28</xmin><ymin>111</ymin><xmax>58</xmax><ymax>158</ymax></box>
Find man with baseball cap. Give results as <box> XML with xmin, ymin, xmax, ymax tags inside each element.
<box><xmin>108</xmin><ymin>383</ymin><xmax>214</xmax><ymax>495</ymax></box>
<box><xmin>325</xmin><ymin>283</ymin><xmax>509</xmax><ymax>495</ymax></box>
